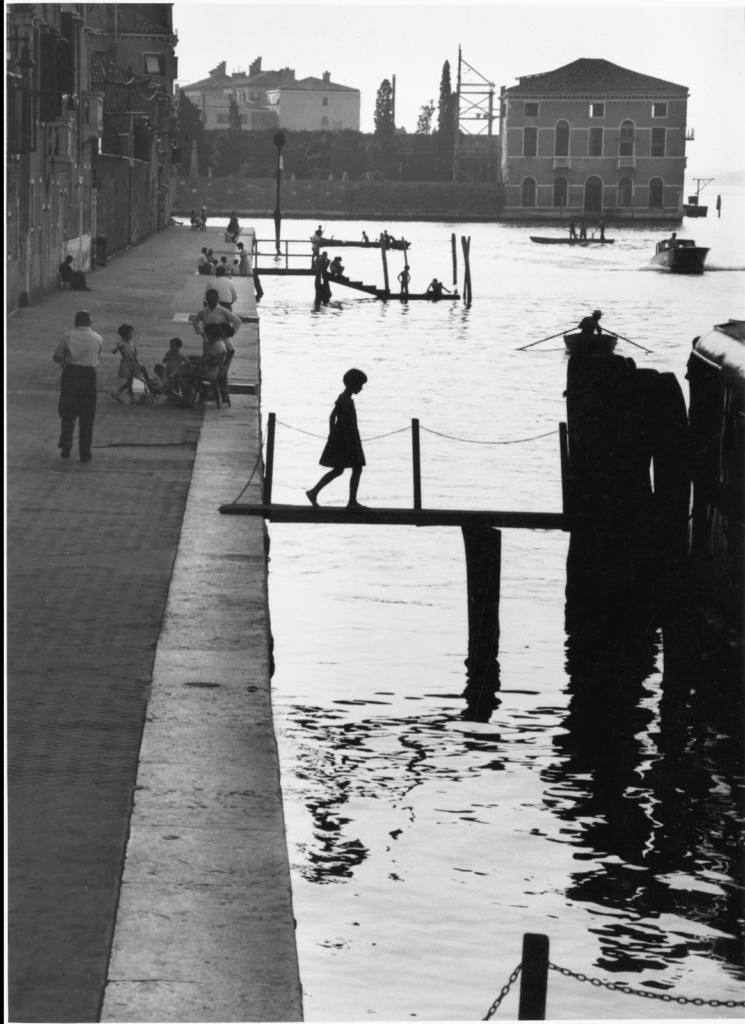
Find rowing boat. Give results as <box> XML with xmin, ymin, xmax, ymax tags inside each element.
<box><xmin>317</xmin><ymin>237</ymin><xmax>411</xmax><ymax>251</ymax></box>
<box><xmin>531</xmin><ymin>236</ymin><xmax>614</xmax><ymax>245</ymax></box>
<box><xmin>564</xmin><ymin>332</ymin><xmax>618</xmax><ymax>355</ymax></box>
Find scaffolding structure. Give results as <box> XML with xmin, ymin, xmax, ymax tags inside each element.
<box><xmin>452</xmin><ymin>45</ymin><xmax>498</xmax><ymax>182</ymax></box>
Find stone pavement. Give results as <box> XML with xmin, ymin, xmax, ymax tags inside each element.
<box><xmin>7</xmin><ymin>227</ymin><xmax>302</xmax><ymax>1022</ymax></box>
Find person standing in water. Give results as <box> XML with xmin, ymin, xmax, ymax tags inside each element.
<box><xmin>306</xmin><ymin>369</ymin><xmax>368</xmax><ymax>508</ymax></box>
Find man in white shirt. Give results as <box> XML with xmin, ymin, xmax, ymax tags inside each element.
<box><xmin>53</xmin><ymin>310</ymin><xmax>103</xmax><ymax>462</ymax></box>
<box><xmin>204</xmin><ymin>267</ymin><xmax>237</xmax><ymax>309</ymax></box>
<box><xmin>193</xmin><ymin>289</ymin><xmax>242</xmax><ymax>343</ymax></box>
<box><xmin>197</xmin><ymin>248</ymin><xmax>211</xmax><ymax>275</ymax></box>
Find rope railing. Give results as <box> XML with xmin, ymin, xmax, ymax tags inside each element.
<box><xmin>275</xmin><ymin>418</ymin><xmax>558</xmax><ymax>446</ymax></box>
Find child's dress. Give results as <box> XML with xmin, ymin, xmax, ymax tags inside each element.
<box><xmin>114</xmin><ymin>341</ymin><xmax>142</xmax><ymax>380</ymax></box>
<box><xmin>319</xmin><ymin>393</ymin><xmax>366</xmax><ymax>468</ymax></box>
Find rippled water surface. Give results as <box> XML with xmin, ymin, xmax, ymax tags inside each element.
<box><xmin>235</xmin><ymin>201</ymin><xmax>744</xmax><ymax>1020</ymax></box>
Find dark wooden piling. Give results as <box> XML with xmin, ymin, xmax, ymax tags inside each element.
<box><xmin>412</xmin><ymin>418</ymin><xmax>422</xmax><ymax>509</ymax></box>
<box><xmin>518</xmin><ymin>933</ymin><xmax>549</xmax><ymax>1020</ymax></box>
<box><xmin>559</xmin><ymin>422</ymin><xmax>570</xmax><ymax>514</ymax></box>
<box><xmin>451</xmin><ymin>233</ymin><xmax>458</xmax><ymax>287</ymax></box>
<box><xmin>264</xmin><ymin>412</ymin><xmax>276</xmax><ymax>504</ymax></box>
<box><xmin>461</xmin><ymin>526</ymin><xmax>501</xmax><ymax>720</ymax></box>
<box><xmin>381</xmin><ymin>243</ymin><xmax>390</xmax><ymax>297</ymax></box>
<box><xmin>461</xmin><ymin>235</ymin><xmax>472</xmax><ymax>305</ymax></box>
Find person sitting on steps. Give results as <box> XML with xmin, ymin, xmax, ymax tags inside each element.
<box><xmin>59</xmin><ymin>255</ymin><xmax>91</xmax><ymax>290</ymax></box>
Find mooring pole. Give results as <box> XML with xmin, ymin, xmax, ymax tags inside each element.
<box><xmin>264</xmin><ymin>412</ymin><xmax>276</xmax><ymax>504</ymax></box>
<box><xmin>451</xmin><ymin>232</ymin><xmax>458</xmax><ymax>286</ymax></box>
<box><xmin>461</xmin><ymin>526</ymin><xmax>501</xmax><ymax>720</ymax></box>
<box><xmin>381</xmin><ymin>242</ymin><xmax>390</xmax><ymax>297</ymax></box>
<box><xmin>518</xmin><ymin>933</ymin><xmax>549</xmax><ymax>1020</ymax></box>
<box><xmin>412</xmin><ymin>418</ymin><xmax>422</xmax><ymax>509</ymax></box>
<box><xmin>461</xmin><ymin>235</ymin><xmax>472</xmax><ymax>304</ymax></box>
<box><xmin>559</xmin><ymin>422</ymin><xmax>570</xmax><ymax>516</ymax></box>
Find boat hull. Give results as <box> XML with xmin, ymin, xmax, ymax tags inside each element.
<box><xmin>530</xmin><ymin>236</ymin><xmax>614</xmax><ymax>245</ymax></box>
<box><xmin>318</xmin><ymin>238</ymin><xmax>410</xmax><ymax>251</ymax></box>
<box><xmin>564</xmin><ymin>332</ymin><xmax>618</xmax><ymax>355</ymax></box>
<box><xmin>650</xmin><ymin>247</ymin><xmax>709</xmax><ymax>274</ymax></box>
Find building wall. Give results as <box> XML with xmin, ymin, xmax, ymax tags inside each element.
<box><xmin>501</xmin><ymin>93</ymin><xmax>688</xmax><ymax>218</ymax></box>
<box><xmin>274</xmin><ymin>90</ymin><xmax>360</xmax><ymax>131</ymax></box>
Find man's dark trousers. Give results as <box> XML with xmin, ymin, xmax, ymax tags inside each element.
<box><xmin>59</xmin><ymin>365</ymin><xmax>97</xmax><ymax>460</ymax></box>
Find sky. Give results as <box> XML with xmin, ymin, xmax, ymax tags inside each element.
<box><xmin>172</xmin><ymin>2</ymin><xmax>745</xmax><ymax>179</ymax></box>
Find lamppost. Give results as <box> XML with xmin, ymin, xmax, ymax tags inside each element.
<box><xmin>273</xmin><ymin>130</ymin><xmax>286</xmax><ymax>260</ymax></box>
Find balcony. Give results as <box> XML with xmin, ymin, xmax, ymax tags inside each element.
<box><xmin>553</xmin><ymin>157</ymin><xmax>571</xmax><ymax>170</ymax></box>
<box><xmin>617</xmin><ymin>156</ymin><xmax>636</xmax><ymax>170</ymax></box>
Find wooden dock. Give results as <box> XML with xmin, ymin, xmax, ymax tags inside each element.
<box><xmin>252</xmin><ymin>268</ymin><xmax>460</xmax><ymax>301</ymax></box>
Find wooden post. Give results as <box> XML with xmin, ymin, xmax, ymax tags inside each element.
<box><xmin>381</xmin><ymin>243</ymin><xmax>390</xmax><ymax>297</ymax></box>
<box><xmin>264</xmin><ymin>412</ymin><xmax>276</xmax><ymax>505</ymax></box>
<box><xmin>451</xmin><ymin>232</ymin><xmax>458</xmax><ymax>286</ymax></box>
<box><xmin>461</xmin><ymin>526</ymin><xmax>501</xmax><ymax>720</ymax></box>
<box><xmin>518</xmin><ymin>933</ymin><xmax>549</xmax><ymax>1020</ymax></box>
<box><xmin>559</xmin><ymin>422</ymin><xmax>570</xmax><ymax>516</ymax></box>
<box><xmin>461</xmin><ymin>235</ymin><xmax>472</xmax><ymax>304</ymax></box>
<box><xmin>412</xmin><ymin>418</ymin><xmax>422</xmax><ymax>509</ymax></box>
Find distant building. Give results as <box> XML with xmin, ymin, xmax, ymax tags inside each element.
<box><xmin>182</xmin><ymin>59</ymin><xmax>360</xmax><ymax>132</ymax></box>
<box><xmin>499</xmin><ymin>59</ymin><xmax>690</xmax><ymax>219</ymax></box>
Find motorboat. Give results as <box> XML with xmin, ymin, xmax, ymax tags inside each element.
<box><xmin>531</xmin><ymin>236</ymin><xmax>614</xmax><ymax>245</ymax></box>
<box><xmin>651</xmin><ymin>238</ymin><xmax>709</xmax><ymax>274</ymax></box>
<box><xmin>564</xmin><ymin>331</ymin><xmax>618</xmax><ymax>355</ymax></box>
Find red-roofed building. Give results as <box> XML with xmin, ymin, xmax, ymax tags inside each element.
<box><xmin>499</xmin><ymin>59</ymin><xmax>690</xmax><ymax>220</ymax></box>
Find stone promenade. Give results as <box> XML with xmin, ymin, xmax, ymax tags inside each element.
<box><xmin>7</xmin><ymin>226</ymin><xmax>303</xmax><ymax>1022</ymax></box>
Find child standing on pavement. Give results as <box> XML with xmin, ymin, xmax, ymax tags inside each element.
<box><xmin>162</xmin><ymin>337</ymin><xmax>189</xmax><ymax>379</ymax></box>
<box><xmin>110</xmin><ymin>324</ymin><xmax>145</xmax><ymax>403</ymax></box>
<box><xmin>306</xmin><ymin>368</ymin><xmax>368</xmax><ymax>509</ymax></box>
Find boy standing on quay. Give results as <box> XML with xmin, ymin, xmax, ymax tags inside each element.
<box><xmin>306</xmin><ymin>369</ymin><xmax>368</xmax><ymax>509</ymax></box>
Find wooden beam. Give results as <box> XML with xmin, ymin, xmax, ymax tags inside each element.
<box><xmin>219</xmin><ymin>503</ymin><xmax>581</xmax><ymax>531</ymax></box>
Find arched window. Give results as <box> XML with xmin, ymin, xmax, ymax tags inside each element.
<box><xmin>555</xmin><ymin>120</ymin><xmax>570</xmax><ymax>157</ymax></box>
<box><xmin>521</xmin><ymin>178</ymin><xmax>537</xmax><ymax>207</ymax></box>
<box><xmin>619</xmin><ymin>120</ymin><xmax>635</xmax><ymax>157</ymax></box>
<box><xmin>649</xmin><ymin>177</ymin><xmax>664</xmax><ymax>209</ymax></box>
<box><xmin>617</xmin><ymin>178</ymin><xmax>633</xmax><ymax>208</ymax></box>
<box><xmin>584</xmin><ymin>176</ymin><xmax>603</xmax><ymax>213</ymax></box>
<box><xmin>553</xmin><ymin>177</ymin><xmax>568</xmax><ymax>208</ymax></box>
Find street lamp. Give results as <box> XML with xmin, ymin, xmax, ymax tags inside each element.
<box><xmin>273</xmin><ymin>130</ymin><xmax>286</xmax><ymax>259</ymax></box>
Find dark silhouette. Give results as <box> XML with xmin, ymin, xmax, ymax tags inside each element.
<box><xmin>329</xmin><ymin>256</ymin><xmax>345</xmax><ymax>279</ymax></box>
<box><xmin>426</xmin><ymin>278</ymin><xmax>450</xmax><ymax>300</ymax></box>
<box><xmin>59</xmin><ymin>255</ymin><xmax>90</xmax><ymax>290</ymax></box>
<box><xmin>568</xmin><ymin>220</ymin><xmax>577</xmax><ymax>240</ymax></box>
<box><xmin>398</xmin><ymin>265</ymin><xmax>410</xmax><ymax>300</ymax></box>
<box><xmin>226</xmin><ymin>211</ymin><xmax>240</xmax><ymax>242</ymax></box>
<box><xmin>53</xmin><ymin>310</ymin><xmax>102</xmax><ymax>461</ymax></box>
<box><xmin>579</xmin><ymin>219</ymin><xmax>587</xmax><ymax>241</ymax></box>
<box><xmin>306</xmin><ymin>369</ymin><xmax>368</xmax><ymax>508</ymax></box>
<box><xmin>598</xmin><ymin>218</ymin><xmax>606</xmax><ymax>241</ymax></box>
<box><xmin>577</xmin><ymin>309</ymin><xmax>603</xmax><ymax>339</ymax></box>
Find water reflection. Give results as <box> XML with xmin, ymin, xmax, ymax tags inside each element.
<box><xmin>543</xmin><ymin>606</ymin><xmax>744</xmax><ymax>981</ymax></box>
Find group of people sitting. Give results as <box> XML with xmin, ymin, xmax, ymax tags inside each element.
<box><xmin>197</xmin><ymin>244</ymin><xmax>250</xmax><ymax>277</ymax></box>
<box><xmin>189</xmin><ymin>205</ymin><xmax>208</xmax><ymax>231</ymax></box>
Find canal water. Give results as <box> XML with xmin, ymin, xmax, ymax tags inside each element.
<box><xmin>216</xmin><ymin>202</ymin><xmax>744</xmax><ymax>1020</ymax></box>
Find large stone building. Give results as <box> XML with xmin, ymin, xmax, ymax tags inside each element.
<box><xmin>499</xmin><ymin>58</ymin><xmax>690</xmax><ymax>220</ymax></box>
<box><xmin>182</xmin><ymin>58</ymin><xmax>360</xmax><ymax>132</ymax></box>
<box><xmin>6</xmin><ymin>3</ymin><xmax>177</xmax><ymax>312</ymax></box>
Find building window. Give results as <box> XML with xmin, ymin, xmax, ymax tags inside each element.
<box><xmin>322</xmin><ymin>96</ymin><xmax>328</xmax><ymax>106</ymax></box>
<box><xmin>144</xmin><ymin>53</ymin><xmax>165</xmax><ymax>75</ymax></box>
<box><xmin>589</xmin><ymin>127</ymin><xmax>603</xmax><ymax>157</ymax></box>
<box><xmin>651</xmin><ymin>127</ymin><xmax>666</xmax><ymax>157</ymax></box>
<box><xmin>584</xmin><ymin>175</ymin><xmax>603</xmax><ymax>213</ymax></box>
<box><xmin>554</xmin><ymin>120</ymin><xmax>570</xmax><ymax>157</ymax></box>
<box><xmin>649</xmin><ymin>177</ymin><xmax>664</xmax><ymax>208</ymax></box>
<box><xmin>523</xmin><ymin>126</ymin><xmax>538</xmax><ymax>157</ymax></box>
<box><xmin>553</xmin><ymin>177</ymin><xmax>568</xmax><ymax>208</ymax></box>
<box><xmin>619</xmin><ymin>120</ymin><xmax>635</xmax><ymax>157</ymax></box>
<box><xmin>321</xmin><ymin>116</ymin><xmax>328</xmax><ymax>127</ymax></box>
<box><xmin>590</xmin><ymin>102</ymin><xmax>605</xmax><ymax>118</ymax></box>
<box><xmin>521</xmin><ymin>177</ymin><xmax>537</xmax><ymax>207</ymax></box>
<box><xmin>617</xmin><ymin>177</ymin><xmax>633</xmax><ymax>207</ymax></box>
<box><xmin>524</xmin><ymin>102</ymin><xmax>539</xmax><ymax>117</ymax></box>
<box><xmin>652</xmin><ymin>102</ymin><xmax>668</xmax><ymax>118</ymax></box>
<box><xmin>217</xmin><ymin>112</ymin><xmax>229</xmax><ymax>124</ymax></box>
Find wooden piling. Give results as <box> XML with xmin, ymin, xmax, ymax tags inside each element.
<box><xmin>412</xmin><ymin>418</ymin><xmax>422</xmax><ymax>509</ymax></box>
<box><xmin>559</xmin><ymin>422</ymin><xmax>570</xmax><ymax>514</ymax></box>
<box><xmin>451</xmin><ymin>233</ymin><xmax>458</xmax><ymax>286</ymax></box>
<box><xmin>264</xmin><ymin>412</ymin><xmax>276</xmax><ymax>504</ymax></box>
<box><xmin>518</xmin><ymin>933</ymin><xmax>549</xmax><ymax>1020</ymax></box>
<box><xmin>461</xmin><ymin>526</ymin><xmax>501</xmax><ymax>720</ymax></box>
<box><xmin>381</xmin><ymin>243</ymin><xmax>390</xmax><ymax>297</ymax></box>
<box><xmin>461</xmin><ymin>235</ymin><xmax>472</xmax><ymax>305</ymax></box>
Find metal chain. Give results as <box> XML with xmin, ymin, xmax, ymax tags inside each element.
<box><xmin>549</xmin><ymin>963</ymin><xmax>745</xmax><ymax>1008</ymax></box>
<box><xmin>482</xmin><ymin>963</ymin><xmax>522</xmax><ymax>1020</ymax></box>
<box><xmin>276</xmin><ymin>419</ymin><xmax>412</xmax><ymax>442</ymax></box>
<box><xmin>420</xmin><ymin>426</ymin><xmax>559</xmax><ymax>445</ymax></box>
<box><xmin>231</xmin><ymin>447</ymin><xmax>264</xmax><ymax>504</ymax></box>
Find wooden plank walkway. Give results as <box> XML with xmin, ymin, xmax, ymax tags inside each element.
<box><xmin>219</xmin><ymin>503</ymin><xmax>578</xmax><ymax>531</ymax></box>
<box><xmin>252</xmin><ymin>268</ymin><xmax>460</xmax><ymax>301</ymax></box>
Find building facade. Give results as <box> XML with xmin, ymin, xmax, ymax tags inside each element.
<box><xmin>500</xmin><ymin>59</ymin><xmax>689</xmax><ymax>220</ymax></box>
<box><xmin>182</xmin><ymin>59</ymin><xmax>360</xmax><ymax>132</ymax></box>
<box><xmin>6</xmin><ymin>3</ymin><xmax>177</xmax><ymax>313</ymax></box>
